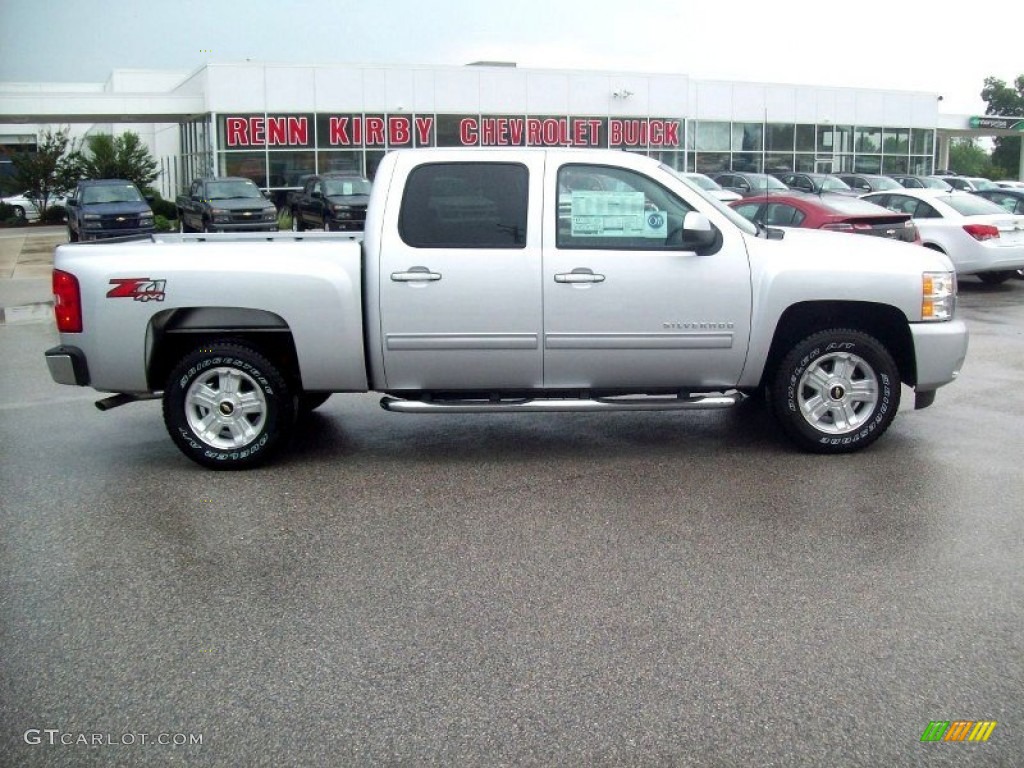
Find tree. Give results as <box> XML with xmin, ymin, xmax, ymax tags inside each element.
<box><xmin>948</xmin><ymin>138</ymin><xmax>995</xmax><ymax>178</ymax></box>
<box><xmin>11</xmin><ymin>126</ymin><xmax>81</xmax><ymax>215</ymax></box>
<box><xmin>76</xmin><ymin>131</ymin><xmax>159</xmax><ymax>189</ymax></box>
<box><xmin>980</xmin><ymin>75</ymin><xmax>1024</xmax><ymax>178</ymax></box>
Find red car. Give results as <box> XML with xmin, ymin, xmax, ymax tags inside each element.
<box><xmin>730</xmin><ymin>192</ymin><xmax>920</xmax><ymax>244</ymax></box>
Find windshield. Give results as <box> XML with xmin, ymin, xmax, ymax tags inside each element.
<box><xmin>968</xmin><ymin>178</ymin><xmax>999</xmax><ymax>191</ymax></box>
<box><xmin>871</xmin><ymin>177</ymin><xmax>903</xmax><ymax>191</ymax></box>
<box><xmin>921</xmin><ymin>177</ymin><xmax>952</xmax><ymax>190</ymax></box>
<box><xmin>323</xmin><ymin>178</ymin><xmax>371</xmax><ymax>196</ymax></box>
<box><xmin>206</xmin><ymin>180</ymin><xmax>263</xmax><ymax>200</ymax></box>
<box><xmin>941</xmin><ymin>194</ymin><xmax>1010</xmax><ymax>216</ymax></box>
<box><xmin>80</xmin><ymin>184</ymin><xmax>144</xmax><ymax>204</ymax></box>
<box><xmin>680</xmin><ymin>173</ymin><xmax>721</xmax><ymax>192</ymax></box>
<box><xmin>820</xmin><ymin>176</ymin><xmax>853</xmax><ymax>192</ymax></box>
<box><xmin>754</xmin><ymin>174</ymin><xmax>788</xmax><ymax>191</ymax></box>
<box><xmin>664</xmin><ymin>165</ymin><xmax>757</xmax><ymax>235</ymax></box>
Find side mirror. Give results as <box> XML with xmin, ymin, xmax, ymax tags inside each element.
<box><xmin>145</xmin><ymin>195</ymin><xmax>155</xmax><ymax>204</ymax></box>
<box><xmin>66</xmin><ymin>198</ymin><xmax>78</xmax><ymax>207</ymax></box>
<box><xmin>681</xmin><ymin>211</ymin><xmax>718</xmax><ymax>252</ymax></box>
<box><xmin>312</xmin><ymin>190</ymin><xmax>322</xmax><ymax>199</ymax></box>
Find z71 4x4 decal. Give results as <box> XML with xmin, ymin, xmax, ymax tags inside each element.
<box><xmin>106</xmin><ymin>278</ymin><xmax>166</xmax><ymax>302</ymax></box>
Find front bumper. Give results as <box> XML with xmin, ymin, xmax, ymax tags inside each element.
<box><xmin>80</xmin><ymin>227</ymin><xmax>156</xmax><ymax>241</ymax></box>
<box><xmin>910</xmin><ymin>318</ymin><xmax>969</xmax><ymax>396</ymax></box>
<box><xmin>45</xmin><ymin>345</ymin><xmax>90</xmax><ymax>386</ymax></box>
<box><xmin>208</xmin><ymin>222</ymin><xmax>279</xmax><ymax>233</ymax></box>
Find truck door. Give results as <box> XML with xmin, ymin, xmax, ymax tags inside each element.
<box><xmin>377</xmin><ymin>152</ymin><xmax>545</xmax><ymax>390</ymax></box>
<box><xmin>542</xmin><ymin>161</ymin><xmax>752</xmax><ymax>390</ymax></box>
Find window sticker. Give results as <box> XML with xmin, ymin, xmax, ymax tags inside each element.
<box><xmin>569</xmin><ymin>191</ymin><xmax>667</xmax><ymax>238</ymax></box>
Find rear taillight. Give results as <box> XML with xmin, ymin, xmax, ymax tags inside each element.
<box><xmin>963</xmin><ymin>223</ymin><xmax>999</xmax><ymax>241</ymax></box>
<box><xmin>821</xmin><ymin>223</ymin><xmax>854</xmax><ymax>231</ymax></box>
<box><xmin>53</xmin><ymin>269</ymin><xmax>82</xmax><ymax>333</ymax></box>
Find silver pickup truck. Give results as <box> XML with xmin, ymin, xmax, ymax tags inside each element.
<box><xmin>45</xmin><ymin>148</ymin><xmax>968</xmax><ymax>469</ymax></box>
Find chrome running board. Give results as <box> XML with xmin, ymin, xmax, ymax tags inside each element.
<box><xmin>380</xmin><ymin>392</ymin><xmax>743</xmax><ymax>414</ymax></box>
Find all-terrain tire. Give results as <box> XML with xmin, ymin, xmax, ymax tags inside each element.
<box><xmin>771</xmin><ymin>328</ymin><xmax>901</xmax><ymax>454</ymax></box>
<box><xmin>163</xmin><ymin>343</ymin><xmax>295</xmax><ymax>469</ymax></box>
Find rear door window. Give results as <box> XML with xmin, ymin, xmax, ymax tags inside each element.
<box><xmin>398</xmin><ymin>163</ymin><xmax>528</xmax><ymax>248</ymax></box>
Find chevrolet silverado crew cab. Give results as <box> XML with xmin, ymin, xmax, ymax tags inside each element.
<box><xmin>45</xmin><ymin>148</ymin><xmax>968</xmax><ymax>470</ymax></box>
<box><xmin>66</xmin><ymin>179</ymin><xmax>155</xmax><ymax>241</ymax></box>
<box><xmin>176</xmin><ymin>176</ymin><xmax>278</xmax><ymax>233</ymax></box>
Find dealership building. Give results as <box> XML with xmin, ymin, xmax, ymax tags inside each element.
<box><xmin>1</xmin><ymin>61</ymin><xmax>1021</xmax><ymax>201</ymax></box>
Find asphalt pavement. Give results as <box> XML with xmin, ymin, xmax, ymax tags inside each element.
<box><xmin>2</xmin><ymin>252</ymin><xmax>1023</xmax><ymax>766</ymax></box>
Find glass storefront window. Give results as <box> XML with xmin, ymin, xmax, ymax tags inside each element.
<box><xmin>911</xmin><ymin>129</ymin><xmax>934</xmax><ymax>155</ymax></box>
<box><xmin>268</xmin><ymin>151</ymin><xmax>315</xmax><ymax>188</ymax></box>
<box><xmin>817</xmin><ymin>125</ymin><xmax>834</xmax><ymax>153</ymax></box>
<box><xmin>765</xmin><ymin>153</ymin><xmax>794</xmax><ymax>173</ymax></box>
<box><xmin>833</xmin><ymin>125</ymin><xmax>854</xmax><ymax>154</ymax></box>
<box><xmin>694</xmin><ymin>121</ymin><xmax>731</xmax><ymax>152</ymax></box>
<box><xmin>732</xmin><ymin>123</ymin><xmax>763</xmax><ymax>152</ymax></box>
<box><xmin>856</xmin><ymin>127</ymin><xmax>881</xmax><ymax>153</ymax></box>
<box><xmin>221</xmin><ymin>152</ymin><xmax>267</xmax><ymax>187</ymax></box>
<box><xmin>882</xmin><ymin>156</ymin><xmax>909</xmax><ymax>174</ymax></box>
<box><xmin>795</xmin><ymin>124</ymin><xmax>816</xmax><ymax>152</ymax></box>
<box><xmin>883</xmin><ymin>128</ymin><xmax>909</xmax><ymax>154</ymax></box>
<box><xmin>694</xmin><ymin>153</ymin><xmax>730</xmax><ymax>174</ymax></box>
<box><xmin>767</xmin><ymin>124</ymin><xmax>794</xmax><ymax>152</ymax></box>
<box><xmin>317</xmin><ymin>151</ymin><xmax>363</xmax><ymax>175</ymax></box>
<box><xmin>854</xmin><ymin>155</ymin><xmax>882</xmax><ymax>173</ymax></box>
<box><xmin>794</xmin><ymin>154</ymin><xmax>816</xmax><ymax>171</ymax></box>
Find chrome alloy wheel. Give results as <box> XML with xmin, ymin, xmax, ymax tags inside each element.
<box><xmin>796</xmin><ymin>351</ymin><xmax>879</xmax><ymax>434</ymax></box>
<box><xmin>184</xmin><ymin>366</ymin><xmax>268</xmax><ymax>449</ymax></box>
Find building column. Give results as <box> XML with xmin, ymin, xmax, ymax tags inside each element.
<box><xmin>936</xmin><ymin>132</ymin><xmax>951</xmax><ymax>172</ymax></box>
<box><xmin>1018</xmin><ymin>135</ymin><xmax>1024</xmax><ymax>181</ymax></box>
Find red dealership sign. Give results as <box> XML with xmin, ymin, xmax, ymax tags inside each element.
<box><xmin>219</xmin><ymin>114</ymin><xmax>682</xmax><ymax>149</ymax></box>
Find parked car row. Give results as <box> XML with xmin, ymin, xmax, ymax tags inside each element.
<box><xmin>722</xmin><ymin>176</ymin><xmax>1024</xmax><ymax>284</ymax></box>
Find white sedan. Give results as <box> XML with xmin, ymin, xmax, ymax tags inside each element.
<box><xmin>861</xmin><ymin>188</ymin><xmax>1024</xmax><ymax>284</ymax></box>
<box><xmin>0</xmin><ymin>190</ymin><xmax>69</xmax><ymax>222</ymax></box>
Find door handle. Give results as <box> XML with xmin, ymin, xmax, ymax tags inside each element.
<box><xmin>391</xmin><ymin>266</ymin><xmax>442</xmax><ymax>282</ymax></box>
<box><xmin>554</xmin><ymin>269</ymin><xmax>605</xmax><ymax>284</ymax></box>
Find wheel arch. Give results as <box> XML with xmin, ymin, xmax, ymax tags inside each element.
<box><xmin>147</xmin><ymin>307</ymin><xmax>303</xmax><ymax>392</ymax></box>
<box><xmin>760</xmin><ymin>301</ymin><xmax>916</xmax><ymax>390</ymax></box>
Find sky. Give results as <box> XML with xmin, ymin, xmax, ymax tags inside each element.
<box><xmin>1</xmin><ymin>0</ymin><xmax>1022</xmax><ymax>118</ymax></box>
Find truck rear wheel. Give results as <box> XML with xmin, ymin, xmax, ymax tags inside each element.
<box><xmin>163</xmin><ymin>343</ymin><xmax>295</xmax><ymax>469</ymax></box>
<box><xmin>771</xmin><ymin>329</ymin><xmax>900</xmax><ymax>454</ymax></box>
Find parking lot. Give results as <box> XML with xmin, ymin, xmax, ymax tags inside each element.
<box><xmin>2</xmin><ymin>267</ymin><xmax>1023</xmax><ymax>766</ymax></box>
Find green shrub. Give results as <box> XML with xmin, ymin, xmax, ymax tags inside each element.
<box><xmin>42</xmin><ymin>204</ymin><xmax>67</xmax><ymax>224</ymax></box>
<box><xmin>149</xmin><ymin>196</ymin><xmax>178</xmax><ymax>219</ymax></box>
<box><xmin>154</xmin><ymin>215</ymin><xmax>176</xmax><ymax>232</ymax></box>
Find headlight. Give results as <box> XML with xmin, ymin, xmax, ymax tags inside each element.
<box><xmin>211</xmin><ymin>208</ymin><xmax>230</xmax><ymax>223</ymax></box>
<box><xmin>139</xmin><ymin>216</ymin><xmax>154</xmax><ymax>227</ymax></box>
<box><xmin>263</xmin><ymin>208</ymin><xmax>277</xmax><ymax>220</ymax></box>
<box><xmin>921</xmin><ymin>271</ymin><xmax>955</xmax><ymax>321</ymax></box>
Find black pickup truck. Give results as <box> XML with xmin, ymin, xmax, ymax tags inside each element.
<box><xmin>287</xmin><ymin>172</ymin><xmax>371</xmax><ymax>231</ymax></box>
<box><xmin>175</xmin><ymin>177</ymin><xmax>279</xmax><ymax>233</ymax></box>
<box><xmin>66</xmin><ymin>179</ymin><xmax>155</xmax><ymax>242</ymax></box>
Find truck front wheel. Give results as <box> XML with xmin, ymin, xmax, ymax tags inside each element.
<box><xmin>771</xmin><ymin>329</ymin><xmax>900</xmax><ymax>454</ymax></box>
<box><xmin>163</xmin><ymin>343</ymin><xmax>295</xmax><ymax>469</ymax></box>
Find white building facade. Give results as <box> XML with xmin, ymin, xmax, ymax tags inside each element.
<box><xmin>3</xmin><ymin>61</ymin><xmax>1014</xmax><ymax>201</ymax></box>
